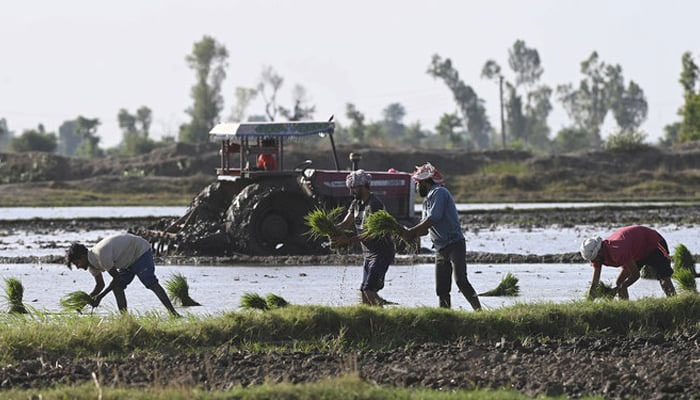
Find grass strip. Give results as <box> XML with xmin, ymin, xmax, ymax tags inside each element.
<box><xmin>0</xmin><ymin>295</ymin><xmax>697</xmax><ymax>363</ymax></box>
<box><xmin>60</xmin><ymin>291</ymin><xmax>93</xmax><ymax>313</ymax></box>
<box><xmin>479</xmin><ymin>273</ymin><xmax>520</xmax><ymax>297</ymax></box>
<box><xmin>0</xmin><ymin>375</ymin><xmax>601</xmax><ymax>400</ymax></box>
<box><xmin>165</xmin><ymin>273</ymin><xmax>201</xmax><ymax>307</ymax></box>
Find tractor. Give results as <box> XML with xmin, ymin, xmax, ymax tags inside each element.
<box><xmin>136</xmin><ymin>120</ymin><xmax>416</xmax><ymax>256</ymax></box>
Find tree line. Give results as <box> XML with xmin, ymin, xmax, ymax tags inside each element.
<box><xmin>1</xmin><ymin>36</ymin><xmax>699</xmax><ymax>157</ymax></box>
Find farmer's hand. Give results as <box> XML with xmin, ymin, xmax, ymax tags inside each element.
<box><xmin>330</xmin><ymin>235</ymin><xmax>350</xmax><ymax>246</ymax></box>
<box><xmin>90</xmin><ymin>295</ymin><xmax>101</xmax><ymax>307</ymax></box>
<box><xmin>400</xmin><ymin>226</ymin><xmax>415</xmax><ymax>241</ymax></box>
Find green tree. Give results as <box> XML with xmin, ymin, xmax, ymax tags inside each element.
<box><xmin>557</xmin><ymin>51</ymin><xmax>647</xmax><ymax>147</ymax></box>
<box><xmin>678</xmin><ymin>52</ymin><xmax>700</xmax><ymax>142</ymax></box>
<box><xmin>552</xmin><ymin>127</ymin><xmax>588</xmax><ymax>153</ymax></box>
<box><xmin>381</xmin><ymin>102</ymin><xmax>406</xmax><ymax>139</ymax></box>
<box><xmin>0</xmin><ymin>118</ymin><xmax>10</xmax><ymax>152</ymax></box>
<box><xmin>179</xmin><ymin>36</ymin><xmax>229</xmax><ymax>143</ymax></box>
<box><xmin>278</xmin><ymin>84</ymin><xmax>316</xmax><ymax>121</ymax></box>
<box><xmin>401</xmin><ymin>121</ymin><xmax>427</xmax><ymax>147</ymax></box>
<box><xmin>257</xmin><ymin>65</ymin><xmax>284</xmax><ymax>121</ymax></box>
<box><xmin>230</xmin><ymin>87</ymin><xmax>258</xmax><ymax>122</ymax></box>
<box><xmin>118</xmin><ymin>107</ymin><xmax>155</xmax><ymax>156</ymax></box>
<box><xmin>482</xmin><ymin>40</ymin><xmax>552</xmax><ymax>150</ymax></box>
<box><xmin>605</xmin><ymin>130</ymin><xmax>647</xmax><ymax>151</ymax></box>
<box><xmin>660</xmin><ymin>122</ymin><xmax>681</xmax><ymax>147</ymax></box>
<box><xmin>345</xmin><ymin>103</ymin><xmax>366</xmax><ymax>143</ymax></box>
<box><xmin>57</xmin><ymin>120</ymin><xmax>80</xmax><ymax>156</ymax></box>
<box><xmin>428</xmin><ymin>54</ymin><xmax>491</xmax><ymax>149</ymax></box>
<box><xmin>74</xmin><ymin>116</ymin><xmax>102</xmax><ymax>158</ymax></box>
<box><xmin>435</xmin><ymin>112</ymin><xmax>464</xmax><ymax>148</ymax></box>
<box><xmin>9</xmin><ymin>125</ymin><xmax>57</xmax><ymax>153</ymax></box>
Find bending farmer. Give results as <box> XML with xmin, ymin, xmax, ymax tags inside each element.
<box><xmin>333</xmin><ymin>170</ymin><xmax>396</xmax><ymax>306</ymax></box>
<box><xmin>66</xmin><ymin>233</ymin><xmax>180</xmax><ymax>317</ymax></box>
<box><xmin>580</xmin><ymin>225</ymin><xmax>676</xmax><ymax>300</ymax></box>
<box><xmin>402</xmin><ymin>163</ymin><xmax>481</xmax><ymax>310</ymax></box>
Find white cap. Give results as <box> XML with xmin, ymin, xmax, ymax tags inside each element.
<box><xmin>580</xmin><ymin>237</ymin><xmax>602</xmax><ymax>261</ymax></box>
<box><xmin>345</xmin><ymin>169</ymin><xmax>372</xmax><ymax>188</ymax></box>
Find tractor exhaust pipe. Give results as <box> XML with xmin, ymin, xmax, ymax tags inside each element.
<box><xmin>349</xmin><ymin>152</ymin><xmax>362</xmax><ymax>171</ymax></box>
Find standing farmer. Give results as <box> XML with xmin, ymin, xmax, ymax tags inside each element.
<box><xmin>332</xmin><ymin>170</ymin><xmax>396</xmax><ymax>306</ymax></box>
<box><xmin>66</xmin><ymin>233</ymin><xmax>180</xmax><ymax>317</ymax></box>
<box><xmin>402</xmin><ymin>163</ymin><xmax>481</xmax><ymax>310</ymax></box>
<box><xmin>580</xmin><ymin>225</ymin><xmax>676</xmax><ymax>299</ymax></box>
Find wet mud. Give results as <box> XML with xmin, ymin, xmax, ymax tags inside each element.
<box><xmin>1</xmin><ymin>334</ymin><xmax>697</xmax><ymax>399</ymax></box>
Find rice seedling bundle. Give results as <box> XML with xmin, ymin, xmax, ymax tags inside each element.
<box><xmin>672</xmin><ymin>267</ymin><xmax>697</xmax><ymax>293</ymax></box>
<box><xmin>587</xmin><ymin>281</ymin><xmax>617</xmax><ymax>300</ymax></box>
<box><xmin>360</xmin><ymin>209</ymin><xmax>418</xmax><ymax>253</ymax></box>
<box><xmin>673</xmin><ymin>244</ymin><xmax>696</xmax><ymax>273</ymax></box>
<box><xmin>479</xmin><ymin>273</ymin><xmax>520</xmax><ymax>297</ymax></box>
<box><xmin>165</xmin><ymin>273</ymin><xmax>201</xmax><ymax>307</ymax></box>
<box><xmin>3</xmin><ymin>277</ymin><xmax>27</xmax><ymax>314</ymax></box>
<box><xmin>265</xmin><ymin>293</ymin><xmax>290</xmax><ymax>309</ymax></box>
<box><xmin>241</xmin><ymin>292</ymin><xmax>268</xmax><ymax>310</ymax></box>
<box><xmin>59</xmin><ymin>291</ymin><xmax>93</xmax><ymax>312</ymax></box>
<box><xmin>304</xmin><ymin>207</ymin><xmax>345</xmax><ymax>239</ymax></box>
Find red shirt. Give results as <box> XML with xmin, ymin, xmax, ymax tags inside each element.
<box><xmin>594</xmin><ymin>225</ymin><xmax>666</xmax><ymax>268</ymax></box>
<box><xmin>257</xmin><ymin>154</ymin><xmax>276</xmax><ymax>171</ymax></box>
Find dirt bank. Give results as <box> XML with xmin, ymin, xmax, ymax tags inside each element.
<box><xmin>1</xmin><ymin>333</ymin><xmax>697</xmax><ymax>399</ymax></box>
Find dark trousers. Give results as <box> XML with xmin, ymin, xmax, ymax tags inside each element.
<box><xmin>435</xmin><ymin>240</ymin><xmax>476</xmax><ymax>298</ymax></box>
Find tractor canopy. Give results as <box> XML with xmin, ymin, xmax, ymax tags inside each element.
<box><xmin>209</xmin><ymin>121</ymin><xmax>335</xmax><ymax>140</ymax></box>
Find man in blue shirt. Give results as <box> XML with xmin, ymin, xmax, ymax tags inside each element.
<box><xmin>402</xmin><ymin>163</ymin><xmax>481</xmax><ymax>310</ymax></box>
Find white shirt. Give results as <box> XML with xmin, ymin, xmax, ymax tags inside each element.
<box><xmin>87</xmin><ymin>233</ymin><xmax>151</xmax><ymax>276</ymax></box>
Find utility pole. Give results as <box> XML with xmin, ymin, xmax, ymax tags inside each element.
<box><xmin>499</xmin><ymin>75</ymin><xmax>506</xmax><ymax>149</ymax></box>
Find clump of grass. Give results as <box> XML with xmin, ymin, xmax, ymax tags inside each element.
<box><xmin>59</xmin><ymin>291</ymin><xmax>93</xmax><ymax>313</ymax></box>
<box><xmin>673</xmin><ymin>267</ymin><xmax>697</xmax><ymax>293</ymax></box>
<box><xmin>165</xmin><ymin>274</ymin><xmax>201</xmax><ymax>307</ymax></box>
<box><xmin>640</xmin><ymin>265</ymin><xmax>657</xmax><ymax>279</ymax></box>
<box><xmin>673</xmin><ymin>243</ymin><xmax>696</xmax><ymax>274</ymax></box>
<box><xmin>479</xmin><ymin>273</ymin><xmax>520</xmax><ymax>297</ymax></box>
<box><xmin>304</xmin><ymin>207</ymin><xmax>345</xmax><ymax>239</ymax></box>
<box><xmin>241</xmin><ymin>292</ymin><xmax>268</xmax><ymax>310</ymax></box>
<box><xmin>3</xmin><ymin>277</ymin><xmax>27</xmax><ymax>314</ymax></box>
<box><xmin>265</xmin><ymin>293</ymin><xmax>289</xmax><ymax>309</ymax></box>
<box><xmin>588</xmin><ymin>281</ymin><xmax>617</xmax><ymax>300</ymax></box>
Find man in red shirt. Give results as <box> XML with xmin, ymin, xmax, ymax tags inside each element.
<box><xmin>256</xmin><ymin>138</ymin><xmax>277</xmax><ymax>171</ymax></box>
<box><xmin>580</xmin><ymin>225</ymin><xmax>676</xmax><ymax>300</ymax></box>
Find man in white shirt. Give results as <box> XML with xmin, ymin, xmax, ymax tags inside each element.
<box><xmin>66</xmin><ymin>233</ymin><xmax>180</xmax><ymax>317</ymax></box>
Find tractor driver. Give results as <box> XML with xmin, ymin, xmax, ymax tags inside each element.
<box><xmin>256</xmin><ymin>138</ymin><xmax>277</xmax><ymax>171</ymax></box>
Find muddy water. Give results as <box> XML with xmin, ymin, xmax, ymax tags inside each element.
<box><xmin>3</xmin><ymin>224</ymin><xmax>699</xmax><ymax>258</ymax></box>
<box><xmin>0</xmin><ymin>263</ymin><xmax>673</xmax><ymax>315</ymax></box>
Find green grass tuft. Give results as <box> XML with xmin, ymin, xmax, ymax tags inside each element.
<box><xmin>673</xmin><ymin>243</ymin><xmax>696</xmax><ymax>273</ymax></box>
<box><xmin>673</xmin><ymin>267</ymin><xmax>697</xmax><ymax>293</ymax></box>
<box><xmin>165</xmin><ymin>273</ymin><xmax>201</xmax><ymax>307</ymax></box>
<box><xmin>59</xmin><ymin>291</ymin><xmax>93</xmax><ymax>313</ymax></box>
<box><xmin>241</xmin><ymin>292</ymin><xmax>269</xmax><ymax>310</ymax></box>
<box><xmin>265</xmin><ymin>293</ymin><xmax>290</xmax><ymax>309</ymax></box>
<box><xmin>304</xmin><ymin>207</ymin><xmax>345</xmax><ymax>239</ymax></box>
<box><xmin>479</xmin><ymin>273</ymin><xmax>520</xmax><ymax>297</ymax></box>
<box><xmin>3</xmin><ymin>277</ymin><xmax>27</xmax><ymax>314</ymax></box>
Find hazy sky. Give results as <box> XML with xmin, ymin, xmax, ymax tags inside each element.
<box><xmin>1</xmin><ymin>0</ymin><xmax>698</xmax><ymax>147</ymax></box>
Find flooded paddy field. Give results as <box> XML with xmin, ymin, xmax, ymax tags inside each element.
<box><xmin>0</xmin><ymin>263</ymin><xmax>673</xmax><ymax>314</ymax></box>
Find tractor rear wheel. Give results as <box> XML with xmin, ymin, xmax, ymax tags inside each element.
<box><xmin>225</xmin><ymin>183</ymin><xmax>320</xmax><ymax>255</ymax></box>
